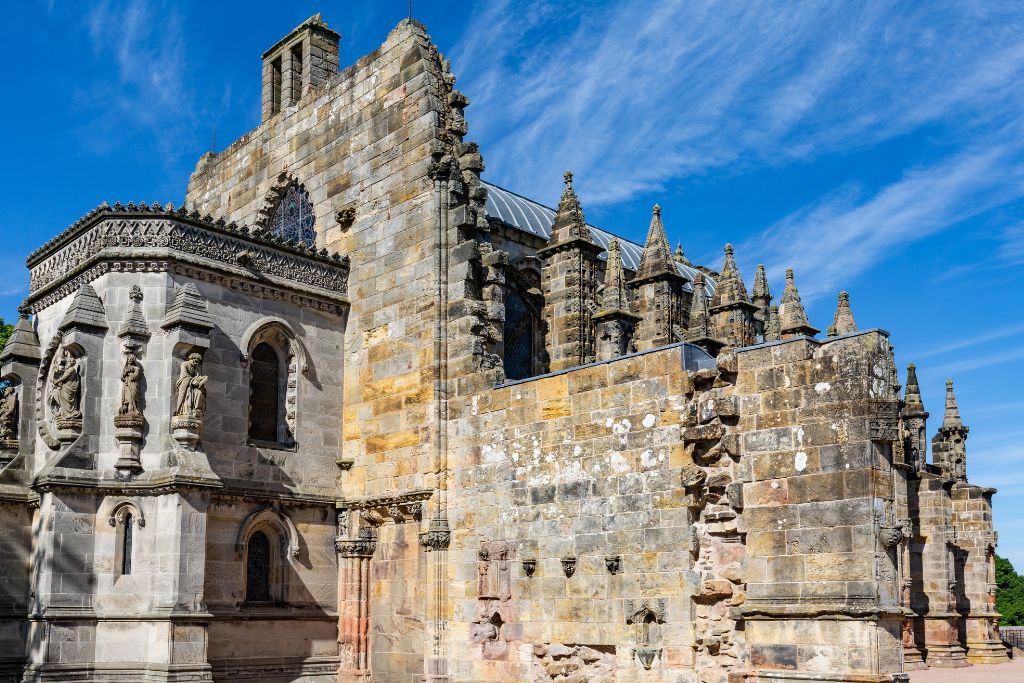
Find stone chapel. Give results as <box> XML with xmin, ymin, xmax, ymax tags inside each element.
<box><xmin>0</xmin><ymin>14</ymin><xmax>1008</xmax><ymax>683</ymax></box>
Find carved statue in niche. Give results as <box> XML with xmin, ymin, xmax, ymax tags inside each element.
<box><xmin>0</xmin><ymin>385</ymin><xmax>17</xmax><ymax>440</ymax></box>
<box><xmin>174</xmin><ymin>353</ymin><xmax>207</xmax><ymax>418</ymax></box>
<box><xmin>50</xmin><ymin>349</ymin><xmax>81</xmax><ymax>422</ymax></box>
<box><xmin>119</xmin><ymin>350</ymin><xmax>143</xmax><ymax>417</ymax></box>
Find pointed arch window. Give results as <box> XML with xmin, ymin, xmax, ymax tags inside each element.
<box><xmin>121</xmin><ymin>513</ymin><xmax>134</xmax><ymax>575</ymax></box>
<box><xmin>271</xmin><ymin>183</ymin><xmax>316</xmax><ymax>246</ymax></box>
<box><xmin>248</xmin><ymin>342</ymin><xmax>282</xmax><ymax>443</ymax></box>
<box><xmin>246</xmin><ymin>530</ymin><xmax>272</xmax><ymax>603</ymax></box>
<box><xmin>503</xmin><ymin>290</ymin><xmax>538</xmax><ymax>381</ymax></box>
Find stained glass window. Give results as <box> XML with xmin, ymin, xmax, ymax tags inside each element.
<box><xmin>271</xmin><ymin>184</ymin><xmax>316</xmax><ymax>246</ymax></box>
<box><xmin>246</xmin><ymin>531</ymin><xmax>272</xmax><ymax>602</ymax></box>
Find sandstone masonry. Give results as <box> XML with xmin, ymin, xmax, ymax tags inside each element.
<box><xmin>0</xmin><ymin>13</ymin><xmax>1007</xmax><ymax>683</ymax></box>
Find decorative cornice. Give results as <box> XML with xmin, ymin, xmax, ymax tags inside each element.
<box><xmin>25</xmin><ymin>211</ymin><xmax>349</xmax><ymax>312</ymax></box>
<box><xmin>337</xmin><ymin>489</ymin><xmax>434</xmax><ymax>510</ymax></box>
<box><xmin>28</xmin><ymin>203</ymin><xmax>346</xmax><ymax>266</ymax></box>
<box><xmin>336</xmin><ymin>533</ymin><xmax>377</xmax><ymax>558</ymax></box>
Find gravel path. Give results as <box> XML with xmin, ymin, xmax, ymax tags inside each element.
<box><xmin>907</xmin><ymin>657</ymin><xmax>1024</xmax><ymax>682</ymax></box>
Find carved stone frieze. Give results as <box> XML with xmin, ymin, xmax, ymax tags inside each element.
<box><xmin>26</xmin><ymin>213</ymin><xmax>349</xmax><ymax>312</ymax></box>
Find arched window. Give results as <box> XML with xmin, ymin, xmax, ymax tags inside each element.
<box><xmin>121</xmin><ymin>513</ymin><xmax>134</xmax><ymax>575</ymax></box>
<box><xmin>248</xmin><ymin>343</ymin><xmax>282</xmax><ymax>443</ymax></box>
<box><xmin>109</xmin><ymin>502</ymin><xmax>144</xmax><ymax>579</ymax></box>
<box><xmin>503</xmin><ymin>289</ymin><xmax>538</xmax><ymax>381</ymax></box>
<box><xmin>246</xmin><ymin>530</ymin><xmax>272</xmax><ymax>603</ymax></box>
<box><xmin>270</xmin><ymin>183</ymin><xmax>316</xmax><ymax>246</ymax></box>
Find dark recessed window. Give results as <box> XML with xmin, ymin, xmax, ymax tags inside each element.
<box><xmin>504</xmin><ymin>289</ymin><xmax>537</xmax><ymax>380</ymax></box>
<box><xmin>246</xmin><ymin>530</ymin><xmax>272</xmax><ymax>602</ymax></box>
<box><xmin>121</xmin><ymin>513</ymin><xmax>134</xmax><ymax>575</ymax></box>
<box><xmin>248</xmin><ymin>343</ymin><xmax>281</xmax><ymax>443</ymax></box>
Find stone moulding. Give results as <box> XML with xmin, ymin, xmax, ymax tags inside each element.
<box><xmin>235</xmin><ymin>505</ymin><xmax>301</xmax><ymax>559</ymax></box>
<box><xmin>25</xmin><ymin>212</ymin><xmax>350</xmax><ymax>313</ymax></box>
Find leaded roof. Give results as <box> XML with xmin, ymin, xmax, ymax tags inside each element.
<box><xmin>483</xmin><ymin>181</ymin><xmax>714</xmax><ymax>296</ymax></box>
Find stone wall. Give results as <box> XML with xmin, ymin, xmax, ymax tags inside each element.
<box><xmin>448</xmin><ymin>345</ymin><xmax>697</xmax><ymax>682</ymax></box>
<box><xmin>736</xmin><ymin>332</ymin><xmax>905</xmax><ymax>682</ymax></box>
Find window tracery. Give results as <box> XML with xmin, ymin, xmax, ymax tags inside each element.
<box><xmin>270</xmin><ymin>183</ymin><xmax>316</xmax><ymax>246</ymax></box>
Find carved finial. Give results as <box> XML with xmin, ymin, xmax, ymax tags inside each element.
<box><xmin>943</xmin><ymin>378</ymin><xmax>962</xmax><ymax>428</ymax></box>
<box><xmin>827</xmin><ymin>290</ymin><xmax>857</xmax><ymax>337</ymax></box>
<box><xmin>710</xmin><ymin>242</ymin><xmax>750</xmax><ymax>308</ymax></box>
<box><xmin>129</xmin><ymin>285</ymin><xmax>143</xmax><ymax>304</ymax></box>
<box><xmin>778</xmin><ymin>268</ymin><xmax>818</xmax><ymax>338</ymax></box>
<box><xmin>903</xmin><ymin>363</ymin><xmax>926</xmax><ymax>416</ymax></box>
<box><xmin>752</xmin><ymin>264</ymin><xmax>770</xmax><ymax>302</ymax></box>
<box><xmin>633</xmin><ymin>202</ymin><xmax>679</xmax><ymax>282</ymax></box>
<box><xmin>545</xmin><ymin>169</ymin><xmax>592</xmax><ymax>245</ymax></box>
<box><xmin>674</xmin><ymin>243</ymin><xmax>687</xmax><ymax>264</ymax></box>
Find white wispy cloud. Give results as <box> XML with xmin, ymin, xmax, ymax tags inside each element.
<box><xmin>453</xmin><ymin>1</ymin><xmax>1024</xmax><ymax>296</ymax></box>
<box><xmin>455</xmin><ymin>1</ymin><xmax>1024</xmax><ymax>203</ymax></box>
<box><xmin>744</xmin><ymin>134</ymin><xmax>1024</xmax><ymax>299</ymax></box>
<box><xmin>74</xmin><ymin>0</ymin><xmax>219</xmax><ymax>178</ymax></box>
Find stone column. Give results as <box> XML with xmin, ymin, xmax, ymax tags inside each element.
<box><xmin>421</xmin><ymin>512</ymin><xmax>451</xmax><ymax>682</ymax></box>
<box><xmin>915</xmin><ymin>478</ymin><xmax>969</xmax><ymax>667</ymax></box>
<box><xmin>952</xmin><ymin>486</ymin><xmax>1008</xmax><ymax>664</ymax></box>
<box><xmin>336</xmin><ymin>529</ymin><xmax>376</xmax><ymax>681</ymax></box>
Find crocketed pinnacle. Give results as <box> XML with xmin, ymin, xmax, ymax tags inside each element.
<box><xmin>0</xmin><ymin>307</ymin><xmax>41</xmax><ymax>363</ymax></box>
<box><xmin>766</xmin><ymin>304</ymin><xmax>781</xmax><ymax>341</ymax></box>
<box><xmin>826</xmin><ymin>291</ymin><xmax>857</xmax><ymax>337</ymax></box>
<box><xmin>778</xmin><ymin>268</ymin><xmax>819</xmax><ymax>337</ymax></box>
<box><xmin>634</xmin><ymin>204</ymin><xmax>679</xmax><ymax>282</ymax></box>
<box><xmin>547</xmin><ymin>170</ymin><xmax>592</xmax><ymax>245</ymax></box>
<box><xmin>752</xmin><ymin>264</ymin><xmax>771</xmax><ymax>304</ymax></box>
<box><xmin>686</xmin><ymin>273</ymin><xmax>712</xmax><ymax>340</ymax></box>
<box><xmin>903</xmin><ymin>363</ymin><xmax>927</xmax><ymax>417</ymax></box>
<box><xmin>942</xmin><ymin>378</ymin><xmax>963</xmax><ymax>429</ymax></box>
<box><xmin>710</xmin><ymin>244</ymin><xmax>750</xmax><ymax>308</ymax></box>
<box><xmin>674</xmin><ymin>243</ymin><xmax>689</xmax><ymax>265</ymax></box>
<box><xmin>598</xmin><ymin>238</ymin><xmax>632</xmax><ymax>313</ymax></box>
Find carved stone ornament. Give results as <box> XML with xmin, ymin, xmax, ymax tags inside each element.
<box><xmin>634</xmin><ymin>647</ymin><xmax>661</xmax><ymax>671</ymax></box>
<box><xmin>521</xmin><ymin>559</ymin><xmax>537</xmax><ymax>577</ymax></box>
<box><xmin>26</xmin><ymin>211</ymin><xmax>349</xmax><ymax>313</ymax></box>
<box><xmin>0</xmin><ymin>385</ymin><xmax>18</xmax><ymax>443</ymax></box>
<box><xmin>418</xmin><ymin>512</ymin><xmax>451</xmax><ymax>552</ymax></box>
<box><xmin>336</xmin><ymin>529</ymin><xmax>377</xmax><ymax>558</ymax></box>
<box><xmin>876</xmin><ymin>524</ymin><xmax>901</xmax><ymax>548</ymax></box>
<box><xmin>50</xmin><ymin>349</ymin><xmax>82</xmax><ymax>429</ymax></box>
<box><xmin>173</xmin><ymin>353</ymin><xmax>207</xmax><ymax>420</ymax></box>
<box><xmin>605</xmin><ymin>555</ymin><xmax>622</xmax><ymax>575</ymax></box>
<box><xmin>115</xmin><ymin>348</ymin><xmax>144</xmax><ymax>422</ymax></box>
<box><xmin>561</xmin><ymin>557</ymin><xmax>577</xmax><ymax>578</ymax></box>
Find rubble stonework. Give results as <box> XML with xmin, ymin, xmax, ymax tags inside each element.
<box><xmin>0</xmin><ymin>13</ymin><xmax>1006</xmax><ymax>683</ymax></box>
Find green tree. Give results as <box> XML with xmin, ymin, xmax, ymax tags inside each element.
<box><xmin>996</xmin><ymin>554</ymin><xmax>1024</xmax><ymax>626</ymax></box>
<box><xmin>0</xmin><ymin>317</ymin><xmax>13</xmax><ymax>353</ymax></box>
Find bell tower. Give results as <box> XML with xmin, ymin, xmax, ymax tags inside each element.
<box><xmin>261</xmin><ymin>13</ymin><xmax>341</xmax><ymax>120</ymax></box>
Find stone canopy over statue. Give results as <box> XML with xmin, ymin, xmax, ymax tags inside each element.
<box><xmin>174</xmin><ymin>352</ymin><xmax>207</xmax><ymax>419</ymax></box>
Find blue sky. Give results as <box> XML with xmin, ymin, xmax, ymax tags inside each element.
<box><xmin>2</xmin><ymin>2</ymin><xmax>1022</xmax><ymax>562</ymax></box>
